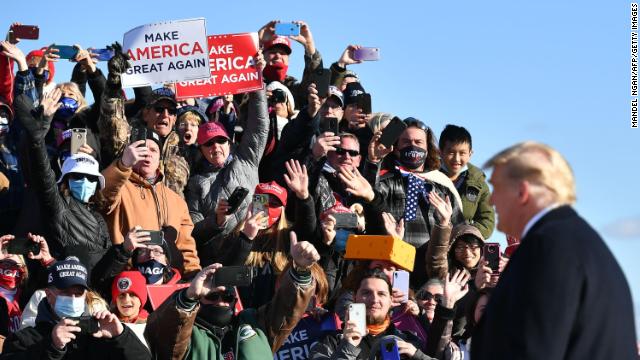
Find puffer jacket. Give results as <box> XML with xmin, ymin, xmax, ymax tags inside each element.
<box><xmin>457</xmin><ymin>164</ymin><xmax>494</xmax><ymax>240</ymax></box>
<box><xmin>145</xmin><ymin>266</ymin><xmax>315</xmax><ymax>360</ymax></box>
<box><xmin>14</xmin><ymin>94</ymin><xmax>111</xmax><ymax>271</ymax></box>
<box><xmin>185</xmin><ymin>90</ymin><xmax>268</xmax><ymax>262</ymax></box>
<box><xmin>101</xmin><ymin>160</ymin><xmax>201</xmax><ymax>277</ymax></box>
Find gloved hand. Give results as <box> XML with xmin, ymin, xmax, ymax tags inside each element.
<box><xmin>105</xmin><ymin>42</ymin><xmax>131</xmax><ymax>97</ymax></box>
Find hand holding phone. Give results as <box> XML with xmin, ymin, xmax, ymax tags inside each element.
<box><xmin>137</xmin><ymin>229</ymin><xmax>164</xmax><ymax>246</ymax></box>
<box><xmin>211</xmin><ymin>266</ymin><xmax>255</xmax><ymax>287</ymax></box>
<box><xmin>483</xmin><ymin>242</ymin><xmax>501</xmax><ymax>274</ymax></box>
<box><xmin>89</xmin><ymin>48</ymin><xmax>115</xmax><ymax>62</ymax></box>
<box><xmin>332</xmin><ymin>212</ymin><xmax>358</xmax><ymax>229</ymax></box>
<box><xmin>381</xmin><ymin>338</ymin><xmax>401</xmax><ymax>360</ymax></box>
<box><xmin>356</xmin><ymin>93</ymin><xmax>372</xmax><ymax>114</ymax></box>
<box><xmin>70</xmin><ymin>128</ymin><xmax>87</xmax><ymax>155</ymax></box>
<box><xmin>347</xmin><ymin>303</ymin><xmax>367</xmax><ymax>337</ymax></box>
<box><xmin>130</xmin><ymin>127</ymin><xmax>147</xmax><ymax>146</ymax></box>
<box><xmin>5</xmin><ymin>237</ymin><xmax>40</xmax><ymax>256</ymax></box>
<box><xmin>311</xmin><ymin>68</ymin><xmax>331</xmax><ymax>98</ymax></box>
<box><xmin>251</xmin><ymin>194</ymin><xmax>269</xmax><ymax>229</ymax></box>
<box><xmin>68</xmin><ymin>316</ymin><xmax>100</xmax><ymax>334</ymax></box>
<box><xmin>226</xmin><ymin>187</ymin><xmax>249</xmax><ymax>215</ymax></box>
<box><xmin>378</xmin><ymin>117</ymin><xmax>407</xmax><ymax>149</ymax></box>
<box><xmin>392</xmin><ymin>270</ymin><xmax>410</xmax><ymax>303</ymax></box>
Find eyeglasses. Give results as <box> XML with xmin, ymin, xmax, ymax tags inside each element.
<box><xmin>454</xmin><ymin>244</ymin><xmax>482</xmax><ymax>253</ymax></box>
<box><xmin>68</xmin><ymin>173</ymin><xmax>98</xmax><ymax>183</ymax></box>
<box><xmin>202</xmin><ymin>137</ymin><xmax>229</xmax><ymax>147</ymax></box>
<box><xmin>403</xmin><ymin>117</ymin><xmax>430</xmax><ymax>131</ymax></box>
<box><xmin>334</xmin><ymin>147</ymin><xmax>359</xmax><ymax>157</ymax></box>
<box><xmin>416</xmin><ymin>291</ymin><xmax>444</xmax><ymax>303</ymax></box>
<box><xmin>139</xmin><ymin>247</ymin><xmax>165</xmax><ymax>257</ymax></box>
<box><xmin>153</xmin><ymin>105</ymin><xmax>177</xmax><ymax>116</ymax></box>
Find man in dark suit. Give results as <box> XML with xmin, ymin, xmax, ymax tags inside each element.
<box><xmin>473</xmin><ymin>141</ymin><xmax>638</xmax><ymax>360</ymax></box>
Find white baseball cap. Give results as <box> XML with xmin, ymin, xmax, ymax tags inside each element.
<box><xmin>56</xmin><ymin>153</ymin><xmax>105</xmax><ymax>189</ymax></box>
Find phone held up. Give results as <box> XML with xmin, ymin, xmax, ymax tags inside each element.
<box><xmin>483</xmin><ymin>242</ymin><xmax>501</xmax><ymax>274</ymax></box>
<box><xmin>274</xmin><ymin>22</ymin><xmax>301</xmax><ymax>37</ymax></box>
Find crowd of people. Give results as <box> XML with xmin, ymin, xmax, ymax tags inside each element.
<box><xmin>0</xmin><ymin>19</ymin><xmax>638</xmax><ymax>360</ymax></box>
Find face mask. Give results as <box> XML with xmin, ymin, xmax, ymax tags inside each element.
<box><xmin>263</xmin><ymin>63</ymin><xmax>288</xmax><ymax>82</ymax></box>
<box><xmin>0</xmin><ymin>116</ymin><xmax>9</xmax><ymax>136</ymax></box>
<box><xmin>0</xmin><ymin>262</ymin><xmax>24</xmax><ymax>290</ymax></box>
<box><xmin>136</xmin><ymin>260</ymin><xmax>166</xmax><ymax>284</ymax></box>
<box><xmin>198</xmin><ymin>304</ymin><xmax>234</xmax><ymax>327</ymax></box>
<box><xmin>68</xmin><ymin>177</ymin><xmax>97</xmax><ymax>203</ymax></box>
<box><xmin>54</xmin><ymin>294</ymin><xmax>86</xmax><ymax>318</ymax></box>
<box><xmin>399</xmin><ymin>145</ymin><xmax>427</xmax><ymax>170</ymax></box>
<box><xmin>55</xmin><ymin>97</ymin><xmax>79</xmax><ymax>120</ymax></box>
<box><xmin>266</xmin><ymin>206</ymin><xmax>282</xmax><ymax>228</ymax></box>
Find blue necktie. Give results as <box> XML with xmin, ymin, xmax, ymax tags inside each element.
<box><xmin>404</xmin><ymin>173</ymin><xmax>428</xmax><ymax>221</ymax></box>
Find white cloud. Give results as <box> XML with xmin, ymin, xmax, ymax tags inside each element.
<box><xmin>603</xmin><ymin>217</ymin><xmax>640</xmax><ymax>239</ymax></box>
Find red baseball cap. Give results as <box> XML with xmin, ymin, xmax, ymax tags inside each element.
<box><xmin>111</xmin><ymin>271</ymin><xmax>148</xmax><ymax>307</ymax></box>
<box><xmin>197</xmin><ymin>122</ymin><xmax>230</xmax><ymax>145</ymax></box>
<box><xmin>255</xmin><ymin>181</ymin><xmax>288</xmax><ymax>207</ymax></box>
<box><xmin>264</xmin><ymin>36</ymin><xmax>292</xmax><ymax>55</ymax></box>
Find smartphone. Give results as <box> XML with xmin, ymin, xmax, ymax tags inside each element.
<box><xmin>226</xmin><ymin>187</ymin><xmax>249</xmax><ymax>215</ymax></box>
<box><xmin>311</xmin><ymin>68</ymin><xmax>331</xmax><ymax>98</ymax></box>
<box><xmin>319</xmin><ymin>117</ymin><xmax>339</xmax><ymax>135</ymax></box>
<box><xmin>6</xmin><ymin>237</ymin><xmax>40</xmax><ymax>256</ymax></box>
<box><xmin>392</xmin><ymin>270</ymin><xmax>410</xmax><ymax>303</ymax></box>
<box><xmin>51</xmin><ymin>45</ymin><xmax>79</xmax><ymax>60</ymax></box>
<box><xmin>378</xmin><ymin>116</ymin><xmax>407</xmax><ymax>149</ymax></box>
<box><xmin>130</xmin><ymin>127</ymin><xmax>147</xmax><ymax>146</ymax></box>
<box><xmin>347</xmin><ymin>303</ymin><xmax>366</xmax><ymax>336</ymax></box>
<box><xmin>252</xmin><ymin>194</ymin><xmax>269</xmax><ymax>229</ymax></box>
<box><xmin>89</xmin><ymin>48</ymin><xmax>114</xmax><ymax>62</ymax></box>
<box><xmin>68</xmin><ymin>316</ymin><xmax>100</xmax><ymax>334</ymax></box>
<box><xmin>10</xmin><ymin>25</ymin><xmax>39</xmax><ymax>40</ymax></box>
<box><xmin>333</xmin><ymin>212</ymin><xmax>358</xmax><ymax>229</ymax></box>
<box><xmin>70</xmin><ymin>128</ymin><xmax>87</xmax><ymax>155</ymax></box>
<box><xmin>356</xmin><ymin>93</ymin><xmax>372</xmax><ymax>114</ymax></box>
<box><xmin>138</xmin><ymin>229</ymin><xmax>164</xmax><ymax>246</ymax></box>
<box><xmin>274</xmin><ymin>22</ymin><xmax>301</xmax><ymax>37</ymax></box>
<box><xmin>484</xmin><ymin>242</ymin><xmax>501</xmax><ymax>274</ymax></box>
<box><xmin>353</xmin><ymin>47</ymin><xmax>380</xmax><ymax>61</ymax></box>
<box><xmin>380</xmin><ymin>338</ymin><xmax>401</xmax><ymax>360</ymax></box>
<box><xmin>212</xmin><ymin>266</ymin><xmax>255</xmax><ymax>287</ymax></box>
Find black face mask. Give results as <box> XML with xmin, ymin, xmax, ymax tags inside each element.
<box><xmin>197</xmin><ymin>304</ymin><xmax>234</xmax><ymax>328</ymax></box>
<box><xmin>399</xmin><ymin>145</ymin><xmax>427</xmax><ymax>170</ymax></box>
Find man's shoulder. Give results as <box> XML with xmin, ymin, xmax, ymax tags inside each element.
<box><xmin>3</xmin><ymin>324</ymin><xmax>48</xmax><ymax>351</ymax></box>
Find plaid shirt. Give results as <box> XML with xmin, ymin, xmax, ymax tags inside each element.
<box><xmin>14</xmin><ymin>70</ymin><xmax>38</xmax><ymax>106</ymax></box>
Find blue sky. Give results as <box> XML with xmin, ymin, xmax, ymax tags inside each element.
<box><xmin>3</xmin><ymin>1</ymin><xmax>638</xmax><ymax>335</ymax></box>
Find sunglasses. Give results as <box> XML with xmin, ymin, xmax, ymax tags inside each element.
<box><xmin>68</xmin><ymin>173</ymin><xmax>98</xmax><ymax>183</ymax></box>
<box><xmin>334</xmin><ymin>147</ymin><xmax>359</xmax><ymax>157</ymax></box>
<box><xmin>153</xmin><ymin>105</ymin><xmax>177</xmax><ymax>116</ymax></box>
<box><xmin>416</xmin><ymin>291</ymin><xmax>444</xmax><ymax>303</ymax></box>
<box><xmin>203</xmin><ymin>137</ymin><xmax>229</xmax><ymax>147</ymax></box>
<box><xmin>204</xmin><ymin>291</ymin><xmax>236</xmax><ymax>303</ymax></box>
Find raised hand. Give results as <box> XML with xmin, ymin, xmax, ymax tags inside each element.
<box><xmin>290</xmin><ymin>231</ymin><xmax>320</xmax><ymax>270</ymax></box>
<box><xmin>186</xmin><ymin>263</ymin><xmax>226</xmax><ymax>300</ymax></box>
<box><xmin>26</xmin><ymin>233</ymin><xmax>53</xmax><ymax>264</ymax></box>
<box><xmin>215</xmin><ymin>198</ymin><xmax>231</xmax><ymax>227</ymax></box>
<box><xmin>337</xmin><ymin>45</ymin><xmax>363</xmax><ymax>68</ymax></box>
<box><xmin>0</xmin><ymin>41</ymin><xmax>28</xmax><ymax>71</ymax></box>
<box><xmin>120</xmin><ymin>140</ymin><xmax>149</xmax><ymax>168</ymax></box>
<box><xmin>255</xmin><ymin>49</ymin><xmax>265</xmax><ymax>72</ymax></box>
<box><xmin>443</xmin><ymin>269</ymin><xmax>471</xmax><ymax>308</ymax></box>
<box><xmin>123</xmin><ymin>226</ymin><xmax>151</xmax><ymax>253</ymax></box>
<box><xmin>428</xmin><ymin>191</ymin><xmax>452</xmax><ymax>226</ymax></box>
<box><xmin>307</xmin><ymin>83</ymin><xmax>322</xmax><ymax>117</ymax></box>
<box><xmin>258</xmin><ymin>20</ymin><xmax>278</xmax><ymax>45</ymax></box>
<box><xmin>51</xmin><ymin>318</ymin><xmax>81</xmax><ymax>350</ymax></box>
<box><xmin>91</xmin><ymin>310</ymin><xmax>124</xmax><ymax>339</ymax></box>
<box><xmin>342</xmin><ymin>319</ymin><xmax>365</xmax><ymax>347</ymax></box>
<box><xmin>74</xmin><ymin>45</ymin><xmax>97</xmax><ymax>74</ymax></box>
<box><xmin>321</xmin><ymin>214</ymin><xmax>336</xmax><ymax>245</ymax></box>
<box><xmin>312</xmin><ymin>132</ymin><xmax>341</xmax><ymax>160</ymax></box>
<box><xmin>284</xmin><ymin>159</ymin><xmax>309</xmax><ymax>200</ymax></box>
<box><xmin>289</xmin><ymin>21</ymin><xmax>315</xmax><ymax>55</ymax></box>
<box><xmin>338</xmin><ymin>167</ymin><xmax>375</xmax><ymax>202</ymax></box>
<box><xmin>41</xmin><ymin>87</ymin><xmax>62</xmax><ymax>119</ymax></box>
<box><xmin>241</xmin><ymin>206</ymin><xmax>267</xmax><ymax>240</ymax></box>
<box><xmin>382</xmin><ymin>212</ymin><xmax>404</xmax><ymax>239</ymax></box>
<box><xmin>367</xmin><ymin>131</ymin><xmax>393</xmax><ymax>163</ymax></box>
<box><xmin>37</xmin><ymin>46</ymin><xmax>59</xmax><ymax>75</ymax></box>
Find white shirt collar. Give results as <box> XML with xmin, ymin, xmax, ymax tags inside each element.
<box><xmin>521</xmin><ymin>203</ymin><xmax>561</xmax><ymax>239</ymax></box>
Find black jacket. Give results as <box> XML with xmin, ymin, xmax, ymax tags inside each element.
<box><xmin>0</xmin><ymin>299</ymin><xmax>150</xmax><ymax>360</ymax></box>
<box><xmin>14</xmin><ymin>94</ymin><xmax>111</xmax><ymax>274</ymax></box>
<box><xmin>473</xmin><ymin>206</ymin><xmax>638</xmax><ymax>360</ymax></box>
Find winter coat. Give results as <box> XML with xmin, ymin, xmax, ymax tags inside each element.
<box><xmin>455</xmin><ymin>164</ymin><xmax>494</xmax><ymax>240</ymax></box>
<box><xmin>185</xmin><ymin>90</ymin><xmax>268</xmax><ymax>265</ymax></box>
<box><xmin>0</xmin><ymin>298</ymin><xmax>151</xmax><ymax>360</ymax></box>
<box><xmin>145</xmin><ymin>267</ymin><xmax>315</xmax><ymax>360</ymax></box>
<box><xmin>310</xmin><ymin>322</ymin><xmax>434</xmax><ymax>360</ymax></box>
<box><xmin>13</xmin><ymin>94</ymin><xmax>111</xmax><ymax>272</ymax></box>
<box><xmin>100</xmin><ymin>160</ymin><xmax>201</xmax><ymax>277</ymax></box>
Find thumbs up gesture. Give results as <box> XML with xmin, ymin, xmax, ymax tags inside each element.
<box><xmin>290</xmin><ymin>231</ymin><xmax>320</xmax><ymax>271</ymax></box>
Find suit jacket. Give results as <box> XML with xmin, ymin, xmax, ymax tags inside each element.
<box><xmin>473</xmin><ymin>205</ymin><xmax>637</xmax><ymax>360</ymax></box>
